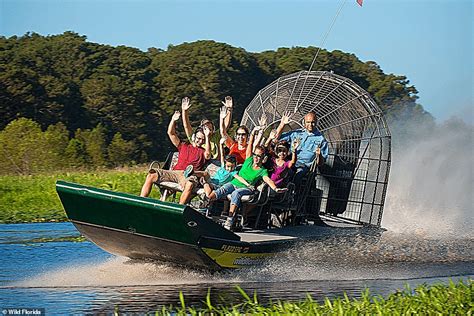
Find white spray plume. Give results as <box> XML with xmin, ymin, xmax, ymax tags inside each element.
<box><xmin>383</xmin><ymin>116</ymin><xmax>474</xmax><ymax>238</ymax></box>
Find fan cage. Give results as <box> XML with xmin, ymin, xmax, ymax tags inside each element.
<box><xmin>241</xmin><ymin>71</ymin><xmax>391</xmax><ymax>226</ymax></box>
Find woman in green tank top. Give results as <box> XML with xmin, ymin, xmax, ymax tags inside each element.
<box><xmin>207</xmin><ymin>127</ymin><xmax>287</xmax><ymax>230</ymax></box>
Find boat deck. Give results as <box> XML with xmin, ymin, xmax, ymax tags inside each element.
<box><xmin>237</xmin><ymin>215</ymin><xmax>367</xmax><ymax>243</ymax></box>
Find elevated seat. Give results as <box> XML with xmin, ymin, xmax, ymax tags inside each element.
<box><xmin>153</xmin><ymin>152</ymin><xmax>220</xmax><ymax>202</ymax></box>
<box><xmin>252</xmin><ymin>182</ymin><xmax>296</xmax><ymax>229</ymax></box>
<box><xmin>159</xmin><ymin>181</ymin><xmax>183</xmax><ymax>192</ymax></box>
<box><xmin>152</xmin><ymin>152</ymin><xmax>179</xmax><ymax>201</ymax></box>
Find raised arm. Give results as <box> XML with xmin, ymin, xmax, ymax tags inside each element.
<box><xmin>264</xmin><ymin>129</ymin><xmax>277</xmax><ymax>148</ymax></box>
<box><xmin>219</xmin><ymin>106</ymin><xmax>231</xmax><ymax>140</ymax></box>
<box><xmin>181</xmin><ymin>97</ymin><xmax>193</xmax><ymax>139</ymax></box>
<box><xmin>222</xmin><ymin>96</ymin><xmax>233</xmax><ymax>130</ymax></box>
<box><xmin>203</xmin><ymin>126</ymin><xmax>212</xmax><ymax>160</ymax></box>
<box><xmin>288</xmin><ymin>138</ymin><xmax>300</xmax><ymax>168</ymax></box>
<box><xmin>274</xmin><ymin>111</ymin><xmax>291</xmax><ymax>139</ymax></box>
<box><xmin>253</xmin><ymin>113</ymin><xmax>267</xmax><ymax>149</ymax></box>
<box><xmin>168</xmin><ymin>111</ymin><xmax>182</xmax><ymax>148</ymax></box>
<box><xmin>246</xmin><ymin>128</ymin><xmax>258</xmax><ymax>158</ymax></box>
<box><xmin>218</xmin><ymin>137</ymin><xmax>226</xmax><ymax>166</ymax></box>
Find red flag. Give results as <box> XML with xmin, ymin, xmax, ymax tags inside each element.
<box><xmin>357</xmin><ymin>0</ymin><xmax>363</xmax><ymax>6</ymax></box>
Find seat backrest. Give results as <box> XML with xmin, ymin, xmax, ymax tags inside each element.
<box><xmin>163</xmin><ymin>152</ymin><xmax>179</xmax><ymax>170</ymax></box>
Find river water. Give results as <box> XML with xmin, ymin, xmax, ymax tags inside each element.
<box><xmin>0</xmin><ymin>222</ymin><xmax>472</xmax><ymax>314</ymax></box>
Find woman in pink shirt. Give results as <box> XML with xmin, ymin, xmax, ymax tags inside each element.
<box><xmin>268</xmin><ymin>139</ymin><xmax>300</xmax><ymax>188</ymax></box>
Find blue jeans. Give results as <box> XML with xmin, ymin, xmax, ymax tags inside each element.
<box><xmin>214</xmin><ymin>183</ymin><xmax>254</xmax><ymax>208</ymax></box>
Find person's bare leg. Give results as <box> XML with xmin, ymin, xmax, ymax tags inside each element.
<box><xmin>140</xmin><ymin>173</ymin><xmax>158</xmax><ymax>197</ymax></box>
<box><xmin>204</xmin><ymin>183</ymin><xmax>213</xmax><ymax>197</ymax></box>
<box><xmin>193</xmin><ymin>171</ymin><xmax>208</xmax><ymax>178</ymax></box>
<box><xmin>208</xmin><ymin>191</ymin><xmax>218</xmax><ymax>201</ymax></box>
<box><xmin>179</xmin><ymin>181</ymin><xmax>195</xmax><ymax>204</ymax></box>
<box><xmin>228</xmin><ymin>203</ymin><xmax>238</xmax><ymax>217</ymax></box>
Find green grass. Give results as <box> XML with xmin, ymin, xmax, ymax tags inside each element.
<box><xmin>149</xmin><ymin>279</ymin><xmax>472</xmax><ymax>315</ymax></box>
<box><xmin>0</xmin><ymin>167</ymin><xmax>160</xmax><ymax>223</ymax></box>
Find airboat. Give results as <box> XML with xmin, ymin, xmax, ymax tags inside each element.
<box><xmin>56</xmin><ymin>70</ymin><xmax>391</xmax><ymax>271</ymax></box>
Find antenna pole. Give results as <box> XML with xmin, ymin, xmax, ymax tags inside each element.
<box><xmin>293</xmin><ymin>0</ymin><xmax>348</xmax><ymax>114</ymax></box>
<box><xmin>308</xmin><ymin>0</ymin><xmax>348</xmax><ymax>73</ymax></box>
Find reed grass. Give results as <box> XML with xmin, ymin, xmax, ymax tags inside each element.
<box><xmin>150</xmin><ymin>279</ymin><xmax>472</xmax><ymax>315</ymax></box>
<box><xmin>0</xmin><ymin>167</ymin><xmax>159</xmax><ymax>223</ymax></box>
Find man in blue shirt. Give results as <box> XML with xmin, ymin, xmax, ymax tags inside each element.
<box><xmin>274</xmin><ymin>111</ymin><xmax>329</xmax><ymax>180</ymax></box>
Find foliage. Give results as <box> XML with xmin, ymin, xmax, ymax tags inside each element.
<box><xmin>0</xmin><ymin>118</ymin><xmax>141</xmax><ymax>174</ymax></box>
<box><xmin>0</xmin><ymin>118</ymin><xmax>71</xmax><ymax>174</ymax></box>
<box><xmin>150</xmin><ymin>280</ymin><xmax>472</xmax><ymax>315</ymax></box>
<box><xmin>107</xmin><ymin>132</ymin><xmax>136</xmax><ymax>167</ymax></box>
<box><xmin>0</xmin><ymin>32</ymin><xmax>434</xmax><ymax>172</ymax></box>
<box><xmin>74</xmin><ymin>123</ymin><xmax>108</xmax><ymax>167</ymax></box>
<box><xmin>0</xmin><ymin>168</ymin><xmax>160</xmax><ymax>223</ymax></box>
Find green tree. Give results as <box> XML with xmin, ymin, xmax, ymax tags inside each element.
<box><xmin>0</xmin><ymin>118</ymin><xmax>42</xmax><ymax>174</ymax></box>
<box><xmin>107</xmin><ymin>132</ymin><xmax>136</xmax><ymax>167</ymax></box>
<box><xmin>64</xmin><ymin>138</ymin><xmax>88</xmax><ymax>168</ymax></box>
<box><xmin>0</xmin><ymin>33</ymin><xmax>434</xmax><ymax>163</ymax></box>
<box><xmin>75</xmin><ymin>124</ymin><xmax>108</xmax><ymax>167</ymax></box>
<box><xmin>42</xmin><ymin>122</ymin><xmax>70</xmax><ymax>170</ymax></box>
<box><xmin>150</xmin><ymin>40</ymin><xmax>267</xmax><ymax>127</ymax></box>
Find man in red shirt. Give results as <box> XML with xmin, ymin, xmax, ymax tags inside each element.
<box><xmin>140</xmin><ymin>111</ymin><xmax>211</xmax><ymax>204</ymax></box>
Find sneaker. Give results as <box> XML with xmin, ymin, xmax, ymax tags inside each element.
<box><xmin>224</xmin><ymin>216</ymin><xmax>234</xmax><ymax>230</ymax></box>
<box><xmin>200</xmin><ymin>195</ymin><xmax>211</xmax><ymax>208</ymax></box>
<box><xmin>183</xmin><ymin>165</ymin><xmax>194</xmax><ymax>178</ymax></box>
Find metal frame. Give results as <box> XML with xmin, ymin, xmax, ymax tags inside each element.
<box><xmin>241</xmin><ymin>71</ymin><xmax>391</xmax><ymax>227</ymax></box>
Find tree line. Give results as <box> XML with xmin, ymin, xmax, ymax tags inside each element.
<box><xmin>0</xmin><ymin>32</ymin><xmax>433</xmax><ymax>175</ymax></box>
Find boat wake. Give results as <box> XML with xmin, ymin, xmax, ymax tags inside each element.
<box><xmin>13</xmin><ymin>232</ymin><xmax>472</xmax><ymax>288</ymax></box>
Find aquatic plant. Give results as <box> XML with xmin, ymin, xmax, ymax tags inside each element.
<box><xmin>145</xmin><ymin>279</ymin><xmax>472</xmax><ymax>315</ymax></box>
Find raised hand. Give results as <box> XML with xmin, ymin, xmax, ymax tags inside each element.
<box><xmin>268</xmin><ymin>129</ymin><xmax>277</xmax><ymax>141</ymax></box>
<box><xmin>219</xmin><ymin>137</ymin><xmax>227</xmax><ymax>145</ymax></box>
<box><xmin>219</xmin><ymin>106</ymin><xmax>228</xmax><ymax>120</ymax></box>
<box><xmin>251</xmin><ymin>126</ymin><xmax>262</xmax><ymax>136</ymax></box>
<box><xmin>181</xmin><ymin>97</ymin><xmax>191</xmax><ymax>111</ymax></box>
<box><xmin>281</xmin><ymin>111</ymin><xmax>291</xmax><ymax>125</ymax></box>
<box><xmin>221</xmin><ymin>96</ymin><xmax>233</xmax><ymax>109</ymax></box>
<box><xmin>171</xmin><ymin>111</ymin><xmax>181</xmax><ymax>122</ymax></box>
<box><xmin>258</xmin><ymin>113</ymin><xmax>267</xmax><ymax>128</ymax></box>
<box><xmin>203</xmin><ymin>125</ymin><xmax>211</xmax><ymax>137</ymax></box>
<box><xmin>292</xmin><ymin>138</ymin><xmax>301</xmax><ymax>151</ymax></box>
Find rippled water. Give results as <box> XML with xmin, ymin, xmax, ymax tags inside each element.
<box><xmin>0</xmin><ymin>222</ymin><xmax>472</xmax><ymax>314</ymax></box>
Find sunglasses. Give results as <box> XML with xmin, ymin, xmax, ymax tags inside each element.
<box><xmin>252</xmin><ymin>153</ymin><xmax>264</xmax><ymax>159</ymax></box>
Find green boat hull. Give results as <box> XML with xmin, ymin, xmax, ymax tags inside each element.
<box><xmin>56</xmin><ymin>181</ymin><xmax>381</xmax><ymax>270</ymax></box>
<box><xmin>56</xmin><ymin>181</ymin><xmax>293</xmax><ymax>270</ymax></box>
